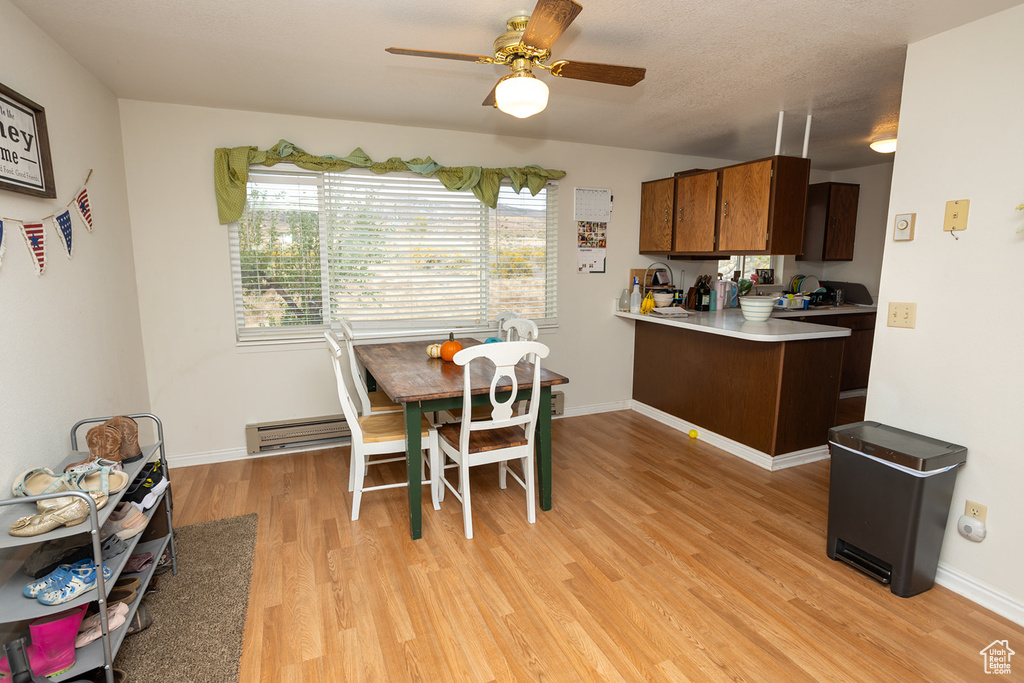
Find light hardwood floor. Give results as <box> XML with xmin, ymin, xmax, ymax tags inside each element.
<box><xmin>171</xmin><ymin>410</ymin><xmax>1022</xmax><ymax>681</ymax></box>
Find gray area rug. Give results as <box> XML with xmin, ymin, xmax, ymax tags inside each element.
<box><xmin>115</xmin><ymin>514</ymin><xmax>257</xmax><ymax>683</ymax></box>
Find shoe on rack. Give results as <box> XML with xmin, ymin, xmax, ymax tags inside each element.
<box><xmin>126</xmin><ymin>602</ymin><xmax>152</xmax><ymax>635</ymax></box>
<box><xmin>11</xmin><ymin>466</ymin><xmax>74</xmax><ymax>497</ymax></box>
<box><xmin>37</xmin><ymin>562</ymin><xmax>111</xmax><ymax>606</ymax></box>
<box><xmin>100</xmin><ymin>503</ymin><xmax>147</xmax><ymax>540</ymax></box>
<box><xmin>106</xmin><ymin>416</ymin><xmax>143</xmax><ymax>463</ymax></box>
<box><xmin>65</xmin><ymin>457</ymin><xmax>122</xmax><ymax>476</ymax></box>
<box><xmin>65</xmin><ymin>424</ymin><xmax>123</xmax><ymax>473</ymax></box>
<box><xmin>25</xmin><ymin>559</ymin><xmax>113</xmax><ymax>599</ymax></box>
<box><xmin>106</xmin><ymin>584</ymin><xmax>138</xmax><ymax>609</ymax></box>
<box><xmin>73</xmin><ymin>466</ymin><xmax>130</xmax><ymax>496</ymax></box>
<box><xmin>75</xmin><ymin>602</ymin><xmax>129</xmax><ymax>648</ymax></box>
<box><xmin>37</xmin><ymin>490</ymin><xmax>109</xmax><ymax>515</ymax></box>
<box><xmin>9</xmin><ymin>497</ymin><xmax>90</xmax><ymax>537</ymax></box>
<box><xmin>122</xmin><ymin>551</ymin><xmax>154</xmax><ymax>574</ymax></box>
<box><xmin>0</xmin><ymin>605</ymin><xmax>87</xmax><ymax>678</ymax></box>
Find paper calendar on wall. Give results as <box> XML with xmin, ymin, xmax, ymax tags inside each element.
<box><xmin>575</xmin><ymin>187</ymin><xmax>612</xmax><ymax>273</ymax></box>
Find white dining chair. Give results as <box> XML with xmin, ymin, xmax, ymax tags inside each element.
<box><xmin>326</xmin><ymin>332</ymin><xmax>438</xmax><ymax>518</ymax></box>
<box><xmin>501</xmin><ymin>317</ymin><xmax>539</xmax><ymax>342</ymax></box>
<box><xmin>430</xmin><ymin>340</ymin><xmax>549</xmax><ymax>539</ymax></box>
<box><xmin>334</xmin><ymin>321</ymin><xmax>402</xmax><ymax>415</ymax></box>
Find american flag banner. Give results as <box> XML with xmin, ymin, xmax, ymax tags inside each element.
<box><xmin>52</xmin><ymin>210</ymin><xmax>74</xmax><ymax>258</ymax></box>
<box><xmin>71</xmin><ymin>185</ymin><xmax>94</xmax><ymax>232</ymax></box>
<box><xmin>0</xmin><ymin>219</ymin><xmax>7</xmax><ymax>271</ymax></box>
<box><xmin>19</xmin><ymin>219</ymin><xmax>46</xmax><ymax>275</ymax></box>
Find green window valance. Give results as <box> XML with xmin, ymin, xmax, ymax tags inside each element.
<box><xmin>213</xmin><ymin>139</ymin><xmax>566</xmax><ymax>224</ymax></box>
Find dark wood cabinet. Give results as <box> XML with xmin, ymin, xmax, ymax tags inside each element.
<box><xmin>672</xmin><ymin>170</ymin><xmax>719</xmax><ymax>252</ymax></box>
<box><xmin>835</xmin><ymin>312</ymin><xmax>875</xmax><ymax>390</ymax></box>
<box><xmin>788</xmin><ymin>311</ymin><xmax>876</xmax><ymax>391</ymax></box>
<box><xmin>798</xmin><ymin>182</ymin><xmax>860</xmax><ymax>261</ymax></box>
<box><xmin>639</xmin><ymin>177</ymin><xmax>675</xmax><ymax>253</ymax></box>
<box><xmin>639</xmin><ymin>155</ymin><xmax>810</xmax><ymax>256</ymax></box>
<box><xmin>718</xmin><ymin>155</ymin><xmax>811</xmax><ymax>254</ymax></box>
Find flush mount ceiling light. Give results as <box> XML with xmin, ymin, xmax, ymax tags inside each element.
<box><xmin>870</xmin><ymin>136</ymin><xmax>898</xmax><ymax>153</ymax></box>
<box><xmin>495</xmin><ymin>69</ymin><xmax>549</xmax><ymax>118</ymax></box>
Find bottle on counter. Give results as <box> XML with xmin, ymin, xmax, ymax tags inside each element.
<box><xmin>696</xmin><ymin>276</ymin><xmax>711</xmax><ymax>312</ymax></box>
<box><xmin>629</xmin><ymin>277</ymin><xmax>641</xmax><ymax>313</ymax></box>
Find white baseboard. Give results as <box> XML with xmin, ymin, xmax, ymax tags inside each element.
<box><xmin>561</xmin><ymin>400</ymin><xmax>630</xmax><ymax>418</ymax></box>
<box><xmin>936</xmin><ymin>563</ymin><xmax>1024</xmax><ymax>626</ymax></box>
<box><xmin>629</xmin><ymin>401</ymin><xmax>829</xmax><ymax>471</ymax></box>
<box><xmin>168</xmin><ymin>440</ymin><xmax>346</xmax><ymax>469</ymax></box>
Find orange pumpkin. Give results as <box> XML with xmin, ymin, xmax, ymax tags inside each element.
<box><xmin>440</xmin><ymin>332</ymin><xmax>463</xmax><ymax>362</ymax></box>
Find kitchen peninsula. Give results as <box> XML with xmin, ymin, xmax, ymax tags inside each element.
<box><xmin>618</xmin><ymin>309</ymin><xmax>852</xmax><ymax>470</ymax></box>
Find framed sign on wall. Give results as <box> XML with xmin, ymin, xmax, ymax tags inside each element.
<box><xmin>0</xmin><ymin>82</ymin><xmax>56</xmax><ymax>199</ymax></box>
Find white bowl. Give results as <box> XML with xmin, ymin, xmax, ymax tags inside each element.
<box><xmin>652</xmin><ymin>291</ymin><xmax>674</xmax><ymax>307</ymax></box>
<box><xmin>739</xmin><ymin>296</ymin><xmax>775</xmax><ymax>322</ymax></box>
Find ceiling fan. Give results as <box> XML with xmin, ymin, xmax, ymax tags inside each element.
<box><xmin>385</xmin><ymin>0</ymin><xmax>646</xmax><ymax>119</ymax></box>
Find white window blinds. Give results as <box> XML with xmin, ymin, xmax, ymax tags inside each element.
<box><xmin>230</xmin><ymin>166</ymin><xmax>557</xmax><ymax>341</ymax></box>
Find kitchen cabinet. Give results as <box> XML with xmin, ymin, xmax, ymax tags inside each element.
<box><xmin>672</xmin><ymin>170</ymin><xmax>719</xmax><ymax>252</ymax></box>
<box><xmin>718</xmin><ymin>155</ymin><xmax>811</xmax><ymax>254</ymax></box>
<box><xmin>798</xmin><ymin>182</ymin><xmax>860</xmax><ymax>261</ymax></box>
<box><xmin>835</xmin><ymin>312</ymin><xmax>875</xmax><ymax>390</ymax></box>
<box><xmin>786</xmin><ymin>311</ymin><xmax>876</xmax><ymax>390</ymax></box>
<box><xmin>639</xmin><ymin>177</ymin><xmax>675</xmax><ymax>253</ymax></box>
<box><xmin>638</xmin><ymin>156</ymin><xmax>810</xmax><ymax>256</ymax></box>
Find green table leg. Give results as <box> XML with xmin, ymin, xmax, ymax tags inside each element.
<box><xmin>404</xmin><ymin>402</ymin><xmax>423</xmax><ymax>540</ymax></box>
<box><xmin>536</xmin><ymin>386</ymin><xmax>553</xmax><ymax>511</ymax></box>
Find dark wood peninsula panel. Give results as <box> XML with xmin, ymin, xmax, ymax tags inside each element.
<box><xmin>632</xmin><ymin>320</ymin><xmax>844</xmax><ymax>456</ymax></box>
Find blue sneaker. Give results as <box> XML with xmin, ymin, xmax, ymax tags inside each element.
<box><xmin>36</xmin><ymin>561</ymin><xmax>111</xmax><ymax>606</ymax></box>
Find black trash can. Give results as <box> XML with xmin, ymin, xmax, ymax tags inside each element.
<box><xmin>826</xmin><ymin>421</ymin><xmax>967</xmax><ymax>597</ymax></box>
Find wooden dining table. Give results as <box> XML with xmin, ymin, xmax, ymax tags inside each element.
<box><xmin>354</xmin><ymin>338</ymin><xmax>569</xmax><ymax>540</ymax></box>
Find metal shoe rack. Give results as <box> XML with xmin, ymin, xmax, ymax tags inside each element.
<box><xmin>0</xmin><ymin>413</ymin><xmax>177</xmax><ymax>683</ymax></box>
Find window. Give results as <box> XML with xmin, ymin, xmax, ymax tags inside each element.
<box><xmin>230</xmin><ymin>167</ymin><xmax>558</xmax><ymax>341</ymax></box>
<box><xmin>717</xmin><ymin>255</ymin><xmax>780</xmax><ymax>282</ymax></box>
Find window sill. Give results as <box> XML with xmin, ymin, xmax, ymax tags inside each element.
<box><xmin>234</xmin><ymin>324</ymin><xmax>556</xmax><ymax>352</ymax></box>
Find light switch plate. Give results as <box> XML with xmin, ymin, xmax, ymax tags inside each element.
<box><xmin>893</xmin><ymin>213</ymin><xmax>916</xmax><ymax>241</ymax></box>
<box><xmin>887</xmin><ymin>302</ymin><xmax>917</xmax><ymax>329</ymax></box>
<box><xmin>944</xmin><ymin>199</ymin><xmax>970</xmax><ymax>232</ymax></box>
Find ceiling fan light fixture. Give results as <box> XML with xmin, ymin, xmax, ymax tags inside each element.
<box><xmin>869</xmin><ymin>136</ymin><xmax>898</xmax><ymax>153</ymax></box>
<box><xmin>495</xmin><ymin>73</ymin><xmax>549</xmax><ymax>118</ymax></box>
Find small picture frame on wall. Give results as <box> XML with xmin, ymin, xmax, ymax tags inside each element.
<box><xmin>755</xmin><ymin>268</ymin><xmax>775</xmax><ymax>285</ymax></box>
<box><xmin>0</xmin><ymin>82</ymin><xmax>56</xmax><ymax>199</ymax></box>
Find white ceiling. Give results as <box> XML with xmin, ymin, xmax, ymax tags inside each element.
<box><xmin>13</xmin><ymin>0</ymin><xmax>1024</xmax><ymax>170</ymax></box>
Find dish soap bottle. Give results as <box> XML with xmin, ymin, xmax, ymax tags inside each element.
<box><xmin>629</xmin><ymin>277</ymin><xmax>641</xmax><ymax>313</ymax></box>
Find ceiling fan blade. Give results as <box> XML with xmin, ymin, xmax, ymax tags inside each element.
<box><xmin>482</xmin><ymin>84</ymin><xmax>498</xmax><ymax>108</ymax></box>
<box><xmin>385</xmin><ymin>47</ymin><xmax>493</xmax><ymax>64</ymax></box>
<box><xmin>550</xmin><ymin>60</ymin><xmax>646</xmax><ymax>86</ymax></box>
<box><xmin>521</xmin><ymin>0</ymin><xmax>583</xmax><ymax>51</ymax></box>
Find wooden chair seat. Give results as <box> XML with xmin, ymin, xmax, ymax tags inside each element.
<box><xmin>368</xmin><ymin>390</ymin><xmax>401</xmax><ymax>413</ymax></box>
<box><xmin>359</xmin><ymin>412</ymin><xmax>431</xmax><ymax>444</ymax></box>
<box><xmin>437</xmin><ymin>423</ymin><xmax>529</xmax><ymax>453</ymax></box>
<box><xmin>442</xmin><ymin>404</ymin><xmax>493</xmax><ymax>422</ymax></box>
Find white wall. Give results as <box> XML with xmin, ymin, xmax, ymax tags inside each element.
<box><xmin>117</xmin><ymin>100</ymin><xmax>734</xmax><ymax>458</ymax></box>
<box><xmin>868</xmin><ymin>4</ymin><xmax>1024</xmax><ymax>616</ymax></box>
<box><xmin>0</xmin><ymin>1</ymin><xmax>149</xmax><ymax>489</ymax></box>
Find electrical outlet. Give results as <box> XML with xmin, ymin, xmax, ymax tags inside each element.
<box><xmin>965</xmin><ymin>500</ymin><xmax>988</xmax><ymax>523</ymax></box>
<box><xmin>887</xmin><ymin>302</ymin><xmax>917</xmax><ymax>328</ymax></box>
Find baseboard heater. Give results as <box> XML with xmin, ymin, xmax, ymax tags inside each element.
<box><xmin>551</xmin><ymin>391</ymin><xmax>565</xmax><ymax>416</ymax></box>
<box><xmin>245</xmin><ymin>414</ymin><xmax>350</xmax><ymax>454</ymax></box>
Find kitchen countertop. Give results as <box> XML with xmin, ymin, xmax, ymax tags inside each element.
<box><xmin>616</xmin><ymin>309</ymin><xmax>851</xmax><ymax>342</ymax></box>
<box><xmin>772</xmin><ymin>304</ymin><xmax>877</xmax><ymax>318</ymax></box>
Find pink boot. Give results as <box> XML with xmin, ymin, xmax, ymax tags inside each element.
<box><xmin>0</xmin><ymin>604</ymin><xmax>86</xmax><ymax>677</ymax></box>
